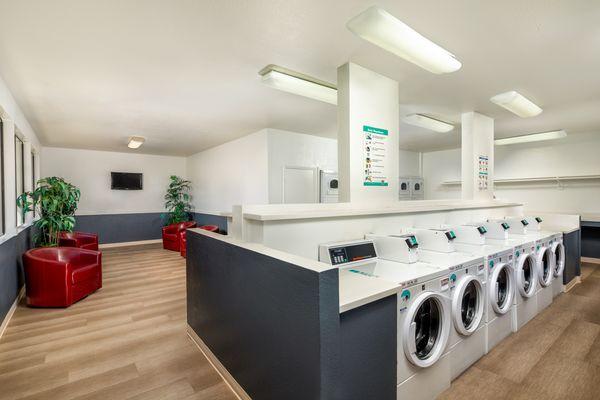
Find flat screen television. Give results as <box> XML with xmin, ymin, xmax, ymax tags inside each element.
<box><xmin>111</xmin><ymin>172</ymin><xmax>143</xmax><ymax>190</ymax></box>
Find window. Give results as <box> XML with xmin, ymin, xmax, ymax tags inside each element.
<box><xmin>15</xmin><ymin>135</ymin><xmax>24</xmax><ymax>226</ymax></box>
<box><xmin>0</xmin><ymin>121</ymin><xmax>4</xmax><ymax>235</ymax></box>
<box><xmin>31</xmin><ymin>151</ymin><xmax>36</xmax><ymax>217</ymax></box>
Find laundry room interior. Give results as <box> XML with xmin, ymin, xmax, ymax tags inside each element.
<box><xmin>0</xmin><ymin>1</ymin><xmax>599</xmax><ymax>400</ymax></box>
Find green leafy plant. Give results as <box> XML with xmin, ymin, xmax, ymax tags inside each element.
<box><xmin>163</xmin><ymin>175</ymin><xmax>193</xmax><ymax>225</ymax></box>
<box><xmin>17</xmin><ymin>177</ymin><xmax>81</xmax><ymax>247</ymax></box>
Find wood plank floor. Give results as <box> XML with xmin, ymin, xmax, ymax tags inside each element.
<box><xmin>439</xmin><ymin>262</ymin><xmax>600</xmax><ymax>400</ymax></box>
<box><xmin>1</xmin><ymin>246</ymin><xmax>599</xmax><ymax>399</ymax></box>
<box><xmin>0</xmin><ymin>245</ymin><xmax>236</xmax><ymax>400</ymax></box>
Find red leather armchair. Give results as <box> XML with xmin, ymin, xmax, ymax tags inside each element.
<box><xmin>23</xmin><ymin>247</ymin><xmax>102</xmax><ymax>307</ymax></box>
<box><xmin>179</xmin><ymin>225</ymin><xmax>219</xmax><ymax>258</ymax></box>
<box><xmin>58</xmin><ymin>231</ymin><xmax>99</xmax><ymax>251</ymax></box>
<box><xmin>162</xmin><ymin>221</ymin><xmax>197</xmax><ymax>251</ymax></box>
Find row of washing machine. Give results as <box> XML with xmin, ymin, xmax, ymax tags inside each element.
<box><xmin>319</xmin><ymin>216</ymin><xmax>566</xmax><ymax>400</ymax></box>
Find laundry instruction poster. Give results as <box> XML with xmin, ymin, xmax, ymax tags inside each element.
<box><xmin>363</xmin><ymin>125</ymin><xmax>388</xmax><ymax>186</ymax></box>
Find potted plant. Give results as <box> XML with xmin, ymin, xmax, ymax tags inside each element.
<box><xmin>17</xmin><ymin>177</ymin><xmax>81</xmax><ymax>247</ymax></box>
<box><xmin>163</xmin><ymin>175</ymin><xmax>193</xmax><ymax>225</ymax></box>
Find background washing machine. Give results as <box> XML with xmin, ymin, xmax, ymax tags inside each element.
<box><xmin>320</xmin><ymin>238</ymin><xmax>452</xmax><ymax>400</ymax></box>
<box><xmin>452</xmin><ymin>225</ymin><xmax>516</xmax><ymax>353</ymax></box>
<box><xmin>503</xmin><ymin>218</ymin><xmax>556</xmax><ymax>313</ymax></box>
<box><xmin>319</xmin><ymin>170</ymin><xmax>339</xmax><ymax>203</ymax></box>
<box><xmin>485</xmin><ymin>221</ymin><xmax>538</xmax><ymax>332</ymax></box>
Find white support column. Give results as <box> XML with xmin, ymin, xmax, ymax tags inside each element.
<box><xmin>337</xmin><ymin>63</ymin><xmax>399</xmax><ymax>204</ymax></box>
<box><xmin>461</xmin><ymin>112</ymin><xmax>494</xmax><ymax>201</ymax></box>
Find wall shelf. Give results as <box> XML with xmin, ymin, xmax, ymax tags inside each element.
<box><xmin>441</xmin><ymin>174</ymin><xmax>600</xmax><ymax>186</ymax></box>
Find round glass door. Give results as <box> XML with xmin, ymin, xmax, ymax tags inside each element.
<box><xmin>552</xmin><ymin>242</ymin><xmax>565</xmax><ymax>277</ymax></box>
<box><xmin>403</xmin><ymin>292</ymin><xmax>450</xmax><ymax>368</ymax></box>
<box><xmin>414</xmin><ymin>298</ymin><xmax>440</xmax><ymax>360</ymax></box>
<box><xmin>489</xmin><ymin>263</ymin><xmax>514</xmax><ymax>315</ymax></box>
<box><xmin>517</xmin><ymin>254</ymin><xmax>537</xmax><ymax>298</ymax></box>
<box><xmin>452</xmin><ymin>275</ymin><xmax>484</xmax><ymax>335</ymax></box>
<box><xmin>537</xmin><ymin>247</ymin><xmax>554</xmax><ymax>287</ymax></box>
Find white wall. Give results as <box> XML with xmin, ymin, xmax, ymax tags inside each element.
<box><xmin>267</xmin><ymin>129</ymin><xmax>337</xmax><ymax>204</ymax></box>
<box><xmin>423</xmin><ymin>131</ymin><xmax>600</xmax><ymax>214</ymax></box>
<box><xmin>41</xmin><ymin>147</ymin><xmax>186</xmax><ymax>215</ymax></box>
<box><xmin>186</xmin><ymin>130</ymin><xmax>269</xmax><ymax>213</ymax></box>
<box><xmin>398</xmin><ymin>149</ymin><xmax>421</xmax><ymax>177</ymax></box>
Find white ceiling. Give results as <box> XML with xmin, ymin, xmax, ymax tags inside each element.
<box><xmin>0</xmin><ymin>0</ymin><xmax>599</xmax><ymax>156</ymax></box>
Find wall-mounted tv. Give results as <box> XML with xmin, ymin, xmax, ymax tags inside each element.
<box><xmin>111</xmin><ymin>172</ymin><xmax>143</xmax><ymax>190</ymax></box>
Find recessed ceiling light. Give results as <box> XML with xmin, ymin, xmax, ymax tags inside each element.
<box><xmin>490</xmin><ymin>91</ymin><xmax>542</xmax><ymax>118</ymax></box>
<box><xmin>346</xmin><ymin>6</ymin><xmax>462</xmax><ymax>74</ymax></box>
<box><xmin>402</xmin><ymin>114</ymin><xmax>454</xmax><ymax>132</ymax></box>
<box><xmin>259</xmin><ymin>64</ymin><xmax>337</xmax><ymax>105</ymax></box>
<box><xmin>494</xmin><ymin>130</ymin><xmax>566</xmax><ymax>146</ymax></box>
<box><xmin>128</xmin><ymin>136</ymin><xmax>145</xmax><ymax>149</ymax></box>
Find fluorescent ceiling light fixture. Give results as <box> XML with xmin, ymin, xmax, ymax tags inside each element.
<box><xmin>494</xmin><ymin>130</ymin><xmax>566</xmax><ymax>146</ymax></box>
<box><xmin>402</xmin><ymin>114</ymin><xmax>454</xmax><ymax>132</ymax></box>
<box><xmin>128</xmin><ymin>136</ymin><xmax>145</xmax><ymax>149</ymax></box>
<box><xmin>259</xmin><ymin>64</ymin><xmax>337</xmax><ymax>105</ymax></box>
<box><xmin>490</xmin><ymin>91</ymin><xmax>542</xmax><ymax>118</ymax></box>
<box><xmin>346</xmin><ymin>6</ymin><xmax>462</xmax><ymax>74</ymax></box>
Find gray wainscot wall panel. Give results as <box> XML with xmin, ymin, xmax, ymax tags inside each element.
<box><xmin>75</xmin><ymin>212</ymin><xmax>228</xmax><ymax>244</ymax></box>
<box><xmin>0</xmin><ymin>226</ymin><xmax>34</xmax><ymax>324</ymax></box>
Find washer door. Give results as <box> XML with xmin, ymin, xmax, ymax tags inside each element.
<box><xmin>536</xmin><ymin>247</ymin><xmax>555</xmax><ymax>287</ymax></box>
<box><xmin>452</xmin><ymin>275</ymin><xmax>484</xmax><ymax>336</ymax></box>
<box><xmin>516</xmin><ymin>253</ymin><xmax>537</xmax><ymax>298</ymax></box>
<box><xmin>552</xmin><ymin>242</ymin><xmax>565</xmax><ymax>278</ymax></box>
<box><xmin>403</xmin><ymin>292</ymin><xmax>450</xmax><ymax>368</ymax></box>
<box><xmin>489</xmin><ymin>262</ymin><xmax>514</xmax><ymax>315</ymax></box>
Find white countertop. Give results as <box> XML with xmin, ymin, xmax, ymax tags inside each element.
<box><xmin>338</xmin><ymin>270</ymin><xmax>400</xmax><ymax>313</ymax></box>
<box><xmin>241</xmin><ymin>200</ymin><xmax>521</xmax><ymax>222</ymax></box>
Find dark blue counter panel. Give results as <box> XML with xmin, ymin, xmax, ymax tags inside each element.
<box><xmin>187</xmin><ymin>231</ymin><xmax>340</xmax><ymax>400</ymax></box>
<box><xmin>186</xmin><ymin>231</ymin><xmax>398</xmax><ymax>400</ymax></box>
<box><xmin>581</xmin><ymin>223</ymin><xmax>600</xmax><ymax>259</ymax></box>
<box><xmin>564</xmin><ymin>229</ymin><xmax>581</xmax><ymax>284</ymax></box>
<box><xmin>338</xmin><ymin>295</ymin><xmax>397</xmax><ymax>400</ymax></box>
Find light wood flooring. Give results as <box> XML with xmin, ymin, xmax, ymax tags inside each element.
<box><xmin>1</xmin><ymin>246</ymin><xmax>599</xmax><ymax>400</ymax></box>
<box><xmin>439</xmin><ymin>262</ymin><xmax>600</xmax><ymax>400</ymax></box>
<box><xmin>0</xmin><ymin>245</ymin><xmax>236</xmax><ymax>400</ymax></box>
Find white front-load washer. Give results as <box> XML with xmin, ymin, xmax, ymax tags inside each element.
<box><xmin>485</xmin><ymin>221</ymin><xmax>538</xmax><ymax>332</ymax></box>
<box><xmin>319</xmin><ymin>239</ymin><xmax>452</xmax><ymax>400</ymax></box>
<box><xmin>502</xmin><ymin>218</ymin><xmax>557</xmax><ymax>313</ymax></box>
<box><xmin>453</xmin><ymin>235</ymin><xmax>516</xmax><ymax>353</ymax></box>
<box><xmin>418</xmin><ymin>249</ymin><xmax>486</xmax><ymax>380</ymax></box>
<box><xmin>550</xmin><ymin>233</ymin><xmax>566</xmax><ymax>297</ymax></box>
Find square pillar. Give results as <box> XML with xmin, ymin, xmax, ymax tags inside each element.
<box><xmin>461</xmin><ymin>112</ymin><xmax>494</xmax><ymax>200</ymax></box>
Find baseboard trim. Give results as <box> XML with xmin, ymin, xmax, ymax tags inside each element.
<box><xmin>0</xmin><ymin>286</ymin><xmax>25</xmax><ymax>341</ymax></box>
<box><xmin>565</xmin><ymin>276</ymin><xmax>582</xmax><ymax>292</ymax></box>
<box><xmin>99</xmin><ymin>239</ymin><xmax>162</xmax><ymax>249</ymax></box>
<box><xmin>186</xmin><ymin>325</ymin><xmax>251</xmax><ymax>400</ymax></box>
<box><xmin>581</xmin><ymin>257</ymin><xmax>600</xmax><ymax>265</ymax></box>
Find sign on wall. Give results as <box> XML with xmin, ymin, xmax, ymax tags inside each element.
<box><xmin>478</xmin><ymin>155</ymin><xmax>489</xmax><ymax>190</ymax></box>
<box><xmin>363</xmin><ymin>125</ymin><xmax>388</xmax><ymax>186</ymax></box>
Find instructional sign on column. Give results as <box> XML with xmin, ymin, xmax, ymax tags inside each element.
<box><xmin>363</xmin><ymin>125</ymin><xmax>388</xmax><ymax>187</ymax></box>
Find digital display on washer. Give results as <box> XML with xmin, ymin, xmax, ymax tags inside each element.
<box><xmin>445</xmin><ymin>230</ymin><xmax>456</xmax><ymax>240</ymax></box>
<box><xmin>477</xmin><ymin>226</ymin><xmax>487</xmax><ymax>234</ymax></box>
<box><xmin>535</xmin><ymin>217</ymin><xmax>543</xmax><ymax>223</ymax></box>
<box><xmin>521</xmin><ymin>219</ymin><xmax>529</xmax><ymax>226</ymax></box>
<box><xmin>501</xmin><ymin>222</ymin><xmax>510</xmax><ymax>230</ymax></box>
<box><xmin>329</xmin><ymin>242</ymin><xmax>377</xmax><ymax>266</ymax></box>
